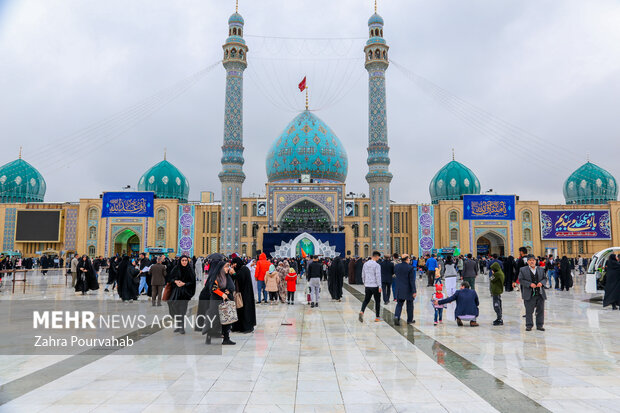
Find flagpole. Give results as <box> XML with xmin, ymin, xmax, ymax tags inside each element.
<box><xmin>305</xmin><ymin>86</ymin><xmax>309</xmax><ymax>110</ymax></box>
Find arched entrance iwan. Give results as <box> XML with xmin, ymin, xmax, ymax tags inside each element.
<box><xmin>113</xmin><ymin>228</ymin><xmax>141</xmax><ymax>256</ymax></box>
<box><xmin>476</xmin><ymin>231</ymin><xmax>505</xmax><ymax>256</ymax></box>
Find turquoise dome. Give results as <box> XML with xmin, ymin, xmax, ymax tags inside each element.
<box><xmin>138</xmin><ymin>158</ymin><xmax>189</xmax><ymax>203</ymax></box>
<box><xmin>266</xmin><ymin>110</ymin><xmax>348</xmax><ymax>183</ymax></box>
<box><xmin>429</xmin><ymin>160</ymin><xmax>481</xmax><ymax>204</ymax></box>
<box><xmin>368</xmin><ymin>13</ymin><xmax>384</xmax><ymax>26</ymax></box>
<box><xmin>0</xmin><ymin>158</ymin><xmax>46</xmax><ymax>203</ymax></box>
<box><xmin>228</xmin><ymin>12</ymin><xmax>244</xmax><ymax>25</ymax></box>
<box><xmin>564</xmin><ymin>161</ymin><xmax>617</xmax><ymax>205</ymax></box>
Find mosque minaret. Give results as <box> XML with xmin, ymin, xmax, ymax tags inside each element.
<box><xmin>364</xmin><ymin>3</ymin><xmax>392</xmax><ymax>254</ymax></box>
<box><xmin>218</xmin><ymin>4</ymin><xmax>248</xmax><ymax>256</ymax></box>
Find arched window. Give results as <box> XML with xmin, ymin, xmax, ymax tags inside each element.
<box><xmin>523</xmin><ymin>228</ymin><xmax>532</xmax><ymax>242</ymax></box>
<box><xmin>354</xmin><ymin>204</ymin><xmax>359</xmax><ymax>216</ymax></box>
<box><xmin>157</xmin><ymin>226</ymin><xmax>165</xmax><ymax>241</ymax></box>
<box><xmin>232</xmin><ymin>28</ymin><xmax>237</xmax><ymax>35</ymax></box>
<box><xmin>363</xmin><ymin>204</ymin><xmax>369</xmax><ymax>217</ymax></box>
<box><xmin>242</xmin><ymin>204</ymin><xmax>248</xmax><ymax>217</ymax></box>
<box><xmin>157</xmin><ymin>208</ymin><xmax>166</xmax><ymax>221</ymax></box>
<box><xmin>239</xmin><ymin>29</ymin><xmax>242</xmax><ymax>36</ymax></box>
<box><xmin>231</xmin><ymin>48</ymin><xmax>236</xmax><ymax>57</ymax></box>
<box><xmin>522</xmin><ymin>211</ymin><xmax>531</xmax><ymax>223</ymax></box>
<box><xmin>242</xmin><ymin>244</ymin><xmax>247</xmax><ymax>256</ymax></box>
<box><xmin>368</xmin><ymin>50</ymin><xmax>373</xmax><ymax>60</ymax></box>
<box><xmin>450</xmin><ymin>228</ymin><xmax>458</xmax><ymax>243</ymax></box>
<box><xmin>382</xmin><ymin>50</ymin><xmax>387</xmax><ymax>59</ymax></box>
<box><xmin>252</xmin><ymin>204</ymin><xmax>257</xmax><ymax>216</ymax></box>
<box><xmin>364</xmin><ymin>245</ymin><xmax>370</xmax><ymax>257</ymax></box>
<box><xmin>375</xmin><ymin>49</ymin><xmax>381</xmax><ymax>58</ymax></box>
<box><xmin>449</xmin><ymin>210</ymin><xmax>458</xmax><ymax>222</ymax></box>
<box><xmin>88</xmin><ymin>207</ymin><xmax>98</xmax><ymax>221</ymax></box>
<box><xmin>353</xmin><ymin>224</ymin><xmax>359</xmax><ymax>238</ymax></box>
<box><xmin>242</xmin><ymin>224</ymin><xmax>247</xmax><ymax>237</ymax></box>
<box><xmin>88</xmin><ymin>226</ymin><xmax>97</xmax><ymax>240</ymax></box>
<box><xmin>363</xmin><ymin>224</ymin><xmax>369</xmax><ymax>237</ymax></box>
<box><xmin>252</xmin><ymin>224</ymin><xmax>258</xmax><ymax>237</ymax></box>
<box><xmin>380</xmin><ymin>29</ymin><xmax>383</xmax><ymax>37</ymax></box>
<box><xmin>88</xmin><ymin>245</ymin><xmax>96</xmax><ymax>257</ymax></box>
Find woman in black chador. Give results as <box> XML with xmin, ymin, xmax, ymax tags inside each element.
<box><xmin>328</xmin><ymin>256</ymin><xmax>345</xmax><ymax>301</ymax></box>
<box><xmin>116</xmin><ymin>256</ymin><xmax>139</xmax><ymax>301</ymax></box>
<box><xmin>166</xmin><ymin>256</ymin><xmax>196</xmax><ymax>334</ymax></box>
<box><xmin>559</xmin><ymin>256</ymin><xmax>573</xmax><ymax>291</ymax></box>
<box><xmin>75</xmin><ymin>255</ymin><xmax>99</xmax><ymax>295</ymax></box>
<box><xmin>201</xmin><ymin>261</ymin><xmax>236</xmax><ymax>345</ymax></box>
<box><xmin>503</xmin><ymin>256</ymin><xmax>516</xmax><ymax>292</ymax></box>
<box><xmin>231</xmin><ymin>256</ymin><xmax>256</xmax><ymax>334</ymax></box>
<box><xmin>603</xmin><ymin>254</ymin><xmax>620</xmax><ymax>310</ymax></box>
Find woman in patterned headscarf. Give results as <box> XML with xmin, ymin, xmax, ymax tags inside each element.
<box><xmin>276</xmin><ymin>261</ymin><xmax>289</xmax><ymax>303</ymax></box>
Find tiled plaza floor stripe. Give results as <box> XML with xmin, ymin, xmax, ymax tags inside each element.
<box><xmin>0</xmin><ymin>303</ymin><xmax>199</xmax><ymax>406</ymax></box>
<box><xmin>343</xmin><ymin>283</ymin><xmax>550</xmax><ymax>413</ymax></box>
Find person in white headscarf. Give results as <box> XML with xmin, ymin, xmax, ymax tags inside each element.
<box><xmin>248</xmin><ymin>259</ymin><xmax>257</xmax><ymax>297</ymax></box>
<box><xmin>195</xmin><ymin>256</ymin><xmax>203</xmax><ymax>281</ymax></box>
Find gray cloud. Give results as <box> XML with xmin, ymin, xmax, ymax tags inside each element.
<box><xmin>1</xmin><ymin>0</ymin><xmax>618</xmax><ymax>204</ymax></box>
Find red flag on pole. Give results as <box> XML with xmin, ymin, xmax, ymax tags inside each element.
<box><xmin>298</xmin><ymin>76</ymin><xmax>307</xmax><ymax>92</ymax></box>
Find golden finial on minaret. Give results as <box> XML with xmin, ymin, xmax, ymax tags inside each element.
<box><xmin>236</xmin><ymin>0</ymin><xmax>239</xmax><ymax>13</ymax></box>
<box><xmin>586</xmin><ymin>153</ymin><xmax>590</xmax><ymax>163</ymax></box>
<box><xmin>305</xmin><ymin>86</ymin><xmax>309</xmax><ymax>110</ymax></box>
<box><xmin>452</xmin><ymin>148</ymin><xmax>455</xmax><ymax>161</ymax></box>
<box><xmin>375</xmin><ymin>0</ymin><xmax>377</xmax><ymax>13</ymax></box>
<box><xmin>164</xmin><ymin>148</ymin><xmax>167</xmax><ymax>161</ymax></box>
<box><xmin>19</xmin><ymin>146</ymin><xmax>22</xmax><ymax>159</ymax></box>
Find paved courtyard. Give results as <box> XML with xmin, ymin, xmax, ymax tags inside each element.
<box><xmin>0</xmin><ymin>270</ymin><xmax>619</xmax><ymax>412</ymax></box>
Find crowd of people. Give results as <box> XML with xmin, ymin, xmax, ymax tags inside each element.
<box><xmin>2</xmin><ymin>245</ymin><xmax>620</xmax><ymax>343</ymax></box>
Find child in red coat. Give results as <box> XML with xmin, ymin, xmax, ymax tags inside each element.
<box><xmin>285</xmin><ymin>268</ymin><xmax>297</xmax><ymax>305</ymax></box>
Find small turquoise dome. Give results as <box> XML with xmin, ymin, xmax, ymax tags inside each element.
<box><xmin>266</xmin><ymin>110</ymin><xmax>348</xmax><ymax>183</ymax></box>
<box><xmin>429</xmin><ymin>160</ymin><xmax>481</xmax><ymax>204</ymax></box>
<box><xmin>0</xmin><ymin>158</ymin><xmax>46</xmax><ymax>203</ymax></box>
<box><xmin>138</xmin><ymin>158</ymin><xmax>189</xmax><ymax>203</ymax></box>
<box><xmin>564</xmin><ymin>161</ymin><xmax>618</xmax><ymax>205</ymax></box>
<box><xmin>228</xmin><ymin>12</ymin><xmax>244</xmax><ymax>25</ymax></box>
<box><xmin>368</xmin><ymin>13</ymin><xmax>384</xmax><ymax>26</ymax></box>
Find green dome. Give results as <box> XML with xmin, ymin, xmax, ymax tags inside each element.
<box><xmin>564</xmin><ymin>161</ymin><xmax>617</xmax><ymax>205</ymax></box>
<box><xmin>429</xmin><ymin>160</ymin><xmax>481</xmax><ymax>204</ymax></box>
<box><xmin>266</xmin><ymin>110</ymin><xmax>348</xmax><ymax>183</ymax></box>
<box><xmin>0</xmin><ymin>158</ymin><xmax>46</xmax><ymax>203</ymax></box>
<box><xmin>138</xmin><ymin>159</ymin><xmax>189</xmax><ymax>202</ymax></box>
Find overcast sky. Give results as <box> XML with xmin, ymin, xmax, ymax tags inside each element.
<box><xmin>1</xmin><ymin>0</ymin><xmax>619</xmax><ymax>205</ymax></box>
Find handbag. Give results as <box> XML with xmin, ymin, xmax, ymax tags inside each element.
<box><xmin>162</xmin><ymin>283</ymin><xmax>173</xmax><ymax>302</ymax></box>
<box><xmin>218</xmin><ymin>300</ymin><xmax>238</xmax><ymax>325</ymax></box>
<box><xmin>234</xmin><ymin>280</ymin><xmax>244</xmax><ymax>309</ymax></box>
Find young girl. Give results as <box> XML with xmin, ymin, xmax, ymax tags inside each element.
<box><xmin>265</xmin><ymin>263</ymin><xmax>279</xmax><ymax>304</ymax></box>
<box><xmin>432</xmin><ymin>283</ymin><xmax>446</xmax><ymax>325</ymax></box>
<box><xmin>285</xmin><ymin>267</ymin><xmax>297</xmax><ymax>305</ymax></box>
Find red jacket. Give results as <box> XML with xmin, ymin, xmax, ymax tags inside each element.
<box><xmin>285</xmin><ymin>271</ymin><xmax>297</xmax><ymax>292</ymax></box>
<box><xmin>255</xmin><ymin>253</ymin><xmax>270</xmax><ymax>282</ymax></box>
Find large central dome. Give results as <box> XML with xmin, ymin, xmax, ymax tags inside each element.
<box><xmin>266</xmin><ymin>110</ymin><xmax>348</xmax><ymax>183</ymax></box>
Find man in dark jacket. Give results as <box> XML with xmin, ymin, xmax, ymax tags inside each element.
<box><xmin>393</xmin><ymin>255</ymin><xmax>416</xmax><ymax>325</ymax></box>
<box><xmin>307</xmin><ymin>257</ymin><xmax>324</xmax><ymax>308</ymax></box>
<box><xmin>380</xmin><ymin>255</ymin><xmax>395</xmax><ymax>304</ymax></box>
<box><xmin>513</xmin><ymin>247</ymin><xmax>528</xmax><ymax>289</ymax></box>
<box><xmin>461</xmin><ymin>254</ymin><xmax>479</xmax><ymax>290</ymax></box>
<box><xmin>518</xmin><ymin>254</ymin><xmax>547</xmax><ymax>331</ymax></box>
<box><xmin>435</xmin><ymin>281</ymin><xmax>479</xmax><ymax>327</ymax></box>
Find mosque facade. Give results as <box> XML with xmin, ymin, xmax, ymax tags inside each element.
<box><xmin>1</xmin><ymin>7</ymin><xmax>620</xmax><ymax>261</ymax></box>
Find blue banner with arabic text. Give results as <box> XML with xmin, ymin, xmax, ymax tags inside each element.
<box><xmin>101</xmin><ymin>192</ymin><xmax>154</xmax><ymax>218</ymax></box>
<box><xmin>540</xmin><ymin>210</ymin><xmax>611</xmax><ymax>240</ymax></box>
<box><xmin>463</xmin><ymin>195</ymin><xmax>515</xmax><ymax>220</ymax></box>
